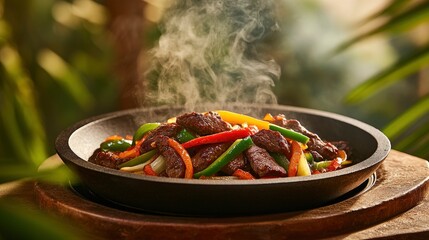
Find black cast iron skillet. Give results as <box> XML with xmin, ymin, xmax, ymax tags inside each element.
<box><xmin>55</xmin><ymin>104</ymin><xmax>391</xmax><ymax>216</ymax></box>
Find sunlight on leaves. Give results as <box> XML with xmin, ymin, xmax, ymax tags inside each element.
<box><xmin>0</xmin><ymin>45</ymin><xmax>48</xmax><ymax>166</ymax></box>
<box><xmin>383</xmin><ymin>95</ymin><xmax>429</xmax><ymax>139</ymax></box>
<box><xmin>52</xmin><ymin>1</ymin><xmax>81</xmax><ymax>28</ymax></box>
<box><xmin>72</xmin><ymin>0</ymin><xmax>108</xmax><ymax>25</ymax></box>
<box><xmin>395</xmin><ymin>122</ymin><xmax>429</xmax><ymax>153</ymax></box>
<box><xmin>336</xmin><ymin>0</ymin><xmax>429</xmax><ymax>159</ymax></box>
<box><xmin>335</xmin><ymin>1</ymin><xmax>429</xmax><ymax>52</ymax></box>
<box><xmin>0</xmin><ymin>163</ymin><xmax>76</xmax><ymax>185</ymax></box>
<box><xmin>357</xmin><ymin>0</ymin><xmax>409</xmax><ymax>25</ymax></box>
<box><xmin>37</xmin><ymin>49</ymin><xmax>94</xmax><ymax>109</ymax></box>
<box><xmin>345</xmin><ymin>45</ymin><xmax>429</xmax><ymax>103</ymax></box>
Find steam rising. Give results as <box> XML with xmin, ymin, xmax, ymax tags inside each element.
<box><xmin>140</xmin><ymin>0</ymin><xmax>280</xmax><ymax>109</ymax></box>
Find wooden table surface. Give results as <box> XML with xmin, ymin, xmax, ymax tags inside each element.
<box><xmin>1</xmin><ymin>150</ymin><xmax>428</xmax><ymax>240</ymax></box>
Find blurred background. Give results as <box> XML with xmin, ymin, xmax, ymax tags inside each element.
<box><xmin>0</xmin><ymin>0</ymin><xmax>428</xmax><ymax>238</ymax></box>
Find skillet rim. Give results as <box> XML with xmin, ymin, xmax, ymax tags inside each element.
<box><xmin>55</xmin><ymin>104</ymin><xmax>391</xmax><ymax>186</ymax></box>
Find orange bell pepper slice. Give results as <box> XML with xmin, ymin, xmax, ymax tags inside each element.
<box><xmin>168</xmin><ymin>138</ymin><xmax>193</xmax><ymax>179</ymax></box>
<box><xmin>288</xmin><ymin>141</ymin><xmax>302</xmax><ymax>177</ymax></box>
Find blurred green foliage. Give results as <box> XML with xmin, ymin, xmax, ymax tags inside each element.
<box><xmin>0</xmin><ymin>200</ymin><xmax>81</xmax><ymax>239</ymax></box>
<box><xmin>335</xmin><ymin>0</ymin><xmax>429</xmax><ymax>159</ymax></box>
<box><xmin>1</xmin><ymin>0</ymin><xmax>119</xmax><ymax>173</ymax></box>
<box><xmin>0</xmin><ymin>0</ymin><xmax>119</xmax><ymax>238</ymax></box>
<box><xmin>0</xmin><ymin>0</ymin><xmax>427</xmax><ymax>239</ymax></box>
<box><xmin>269</xmin><ymin>1</ymin><xmax>419</xmax><ymax>143</ymax></box>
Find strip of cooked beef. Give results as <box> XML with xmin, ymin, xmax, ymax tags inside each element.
<box><xmin>251</xmin><ymin>129</ymin><xmax>291</xmax><ymax>157</ymax></box>
<box><xmin>155</xmin><ymin>135</ymin><xmax>185</xmax><ymax>178</ymax></box>
<box><xmin>308</xmin><ymin>138</ymin><xmax>338</xmax><ymax>160</ymax></box>
<box><xmin>176</xmin><ymin>111</ymin><xmax>231</xmax><ymax>136</ymax></box>
<box><xmin>191</xmin><ymin>142</ymin><xmax>231</xmax><ymax>172</ymax></box>
<box><xmin>309</xmin><ymin>150</ymin><xmax>324</xmax><ymax>162</ymax></box>
<box><xmin>221</xmin><ymin>153</ymin><xmax>249</xmax><ymax>176</ymax></box>
<box><xmin>331</xmin><ymin>140</ymin><xmax>352</xmax><ymax>157</ymax></box>
<box><xmin>269</xmin><ymin>116</ymin><xmax>339</xmax><ymax>160</ymax></box>
<box><xmin>89</xmin><ymin>149</ymin><xmax>127</xmax><ymax>169</ymax></box>
<box><xmin>140</xmin><ymin>123</ymin><xmax>182</xmax><ymax>154</ymax></box>
<box><xmin>245</xmin><ymin>145</ymin><xmax>287</xmax><ymax>178</ymax></box>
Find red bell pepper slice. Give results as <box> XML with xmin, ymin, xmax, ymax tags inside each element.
<box><xmin>143</xmin><ymin>164</ymin><xmax>158</xmax><ymax>176</ymax></box>
<box><xmin>327</xmin><ymin>158</ymin><xmax>342</xmax><ymax>172</ymax></box>
<box><xmin>288</xmin><ymin>140</ymin><xmax>302</xmax><ymax>177</ymax></box>
<box><xmin>181</xmin><ymin>128</ymin><xmax>253</xmax><ymax>149</ymax></box>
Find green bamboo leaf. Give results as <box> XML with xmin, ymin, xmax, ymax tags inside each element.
<box><xmin>14</xmin><ymin>93</ymin><xmax>49</xmax><ymax>164</ymax></box>
<box><xmin>393</xmin><ymin>119</ymin><xmax>429</xmax><ymax>152</ymax></box>
<box><xmin>397</xmin><ymin>123</ymin><xmax>429</xmax><ymax>159</ymax></box>
<box><xmin>412</xmin><ymin>134</ymin><xmax>429</xmax><ymax>158</ymax></box>
<box><xmin>0</xmin><ymin>200</ymin><xmax>80</xmax><ymax>240</ymax></box>
<box><xmin>0</xmin><ymin>19</ymin><xmax>11</xmax><ymax>41</ymax></box>
<box><xmin>0</xmin><ymin>45</ymin><xmax>48</xmax><ymax>165</ymax></box>
<box><xmin>334</xmin><ymin>1</ymin><xmax>429</xmax><ymax>52</ymax></box>
<box><xmin>358</xmin><ymin>0</ymin><xmax>410</xmax><ymax>25</ymax></box>
<box><xmin>383</xmin><ymin>94</ymin><xmax>429</xmax><ymax>140</ymax></box>
<box><xmin>0</xmin><ymin>163</ymin><xmax>76</xmax><ymax>184</ymax></box>
<box><xmin>37</xmin><ymin>49</ymin><xmax>94</xmax><ymax>109</ymax></box>
<box><xmin>0</xmin><ymin>164</ymin><xmax>37</xmax><ymax>183</ymax></box>
<box><xmin>345</xmin><ymin>45</ymin><xmax>429</xmax><ymax>103</ymax></box>
<box><xmin>1</xmin><ymin>89</ymin><xmax>29</xmax><ymax>163</ymax></box>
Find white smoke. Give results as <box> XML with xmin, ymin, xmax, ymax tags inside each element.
<box><xmin>139</xmin><ymin>0</ymin><xmax>280</xmax><ymax>110</ymax></box>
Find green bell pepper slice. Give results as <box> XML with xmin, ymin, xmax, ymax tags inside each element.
<box><xmin>268</xmin><ymin>124</ymin><xmax>309</xmax><ymax>144</ymax></box>
<box><xmin>270</xmin><ymin>152</ymin><xmax>290</xmax><ymax>171</ymax></box>
<box><xmin>313</xmin><ymin>159</ymin><xmax>352</xmax><ymax>171</ymax></box>
<box><xmin>118</xmin><ymin>149</ymin><xmax>157</xmax><ymax>168</ymax></box>
<box><xmin>176</xmin><ymin>128</ymin><xmax>196</xmax><ymax>143</ymax></box>
<box><xmin>305</xmin><ymin>152</ymin><xmax>315</xmax><ymax>167</ymax></box>
<box><xmin>132</xmin><ymin>123</ymin><xmax>161</xmax><ymax>145</ymax></box>
<box><xmin>193</xmin><ymin>137</ymin><xmax>254</xmax><ymax>178</ymax></box>
<box><xmin>100</xmin><ymin>139</ymin><xmax>132</xmax><ymax>152</ymax></box>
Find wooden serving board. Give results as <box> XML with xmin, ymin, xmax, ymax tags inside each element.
<box><xmin>34</xmin><ymin>150</ymin><xmax>429</xmax><ymax>240</ymax></box>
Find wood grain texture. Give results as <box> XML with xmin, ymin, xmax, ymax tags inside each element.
<box><xmin>29</xmin><ymin>151</ymin><xmax>429</xmax><ymax>239</ymax></box>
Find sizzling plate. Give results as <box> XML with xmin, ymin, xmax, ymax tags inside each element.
<box><xmin>55</xmin><ymin>104</ymin><xmax>390</xmax><ymax>216</ymax></box>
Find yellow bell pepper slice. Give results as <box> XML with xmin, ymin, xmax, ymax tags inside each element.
<box><xmin>215</xmin><ymin>110</ymin><xmax>309</xmax><ymax>144</ymax></box>
<box><xmin>215</xmin><ymin>110</ymin><xmax>270</xmax><ymax>130</ymax></box>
